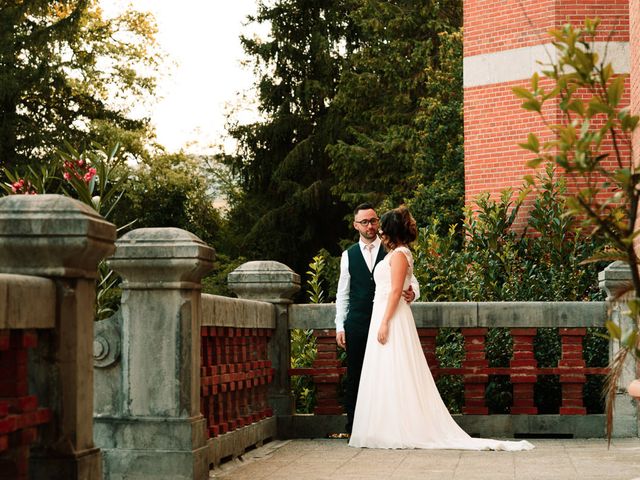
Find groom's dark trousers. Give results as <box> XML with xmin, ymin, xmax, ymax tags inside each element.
<box><xmin>343</xmin><ymin>244</ymin><xmax>386</xmax><ymax>433</ymax></box>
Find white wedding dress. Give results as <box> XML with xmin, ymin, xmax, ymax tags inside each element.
<box><xmin>349</xmin><ymin>247</ymin><xmax>534</xmax><ymax>451</ymax></box>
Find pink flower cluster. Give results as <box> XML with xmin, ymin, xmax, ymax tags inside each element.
<box><xmin>11</xmin><ymin>179</ymin><xmax>37</xmax><ymax>195</ymax></box>
<box><xmin>63</xmin><ymin>158</ymin><xmax>97</xmax><ymax>183</ymax></box>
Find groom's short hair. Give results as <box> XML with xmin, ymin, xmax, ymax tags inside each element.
<box><xmin>354</xmin><ymin>202</ymin><xmax>375</xmax><ymax>216</ymax></box>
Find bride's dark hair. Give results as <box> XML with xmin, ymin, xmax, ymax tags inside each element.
<box><xmin>379</xmin><ymin>205</ymin><xmax>417</xmax><ymax>250</ymax></box>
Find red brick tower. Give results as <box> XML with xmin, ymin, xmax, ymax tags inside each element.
<box><xmin>631</xmin><ymin>0</ymin><xmax>640</xmax><ymax>167</ymax></box>
<box><xmin>463</xmin><ymin>1</ymin><xmax>631</xmax><ymax>216</ymax></box>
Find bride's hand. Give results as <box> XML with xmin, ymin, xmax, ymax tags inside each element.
<box><xmin>377</xmin><ymin>323</ymin><xmax>389</xmax><ymax>344</ymax></box>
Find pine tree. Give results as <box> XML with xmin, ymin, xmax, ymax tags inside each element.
<box><xmin>328</xmin><ymin>0</ymin><xmax>463</xmax><ymax>231</ymax></box>
<box><xmin>221</xmin><ymin>0</ymin><xmax>358</xmax><ymax>273</ymax></box>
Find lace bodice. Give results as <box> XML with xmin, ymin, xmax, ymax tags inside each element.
<box><xmin>373</xmin><ymin>246</ymin><xmax>413</xmax><ymax>298</ymax></box>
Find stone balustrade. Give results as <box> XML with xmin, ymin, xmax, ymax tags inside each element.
<box><xmin>284</xmin><ymin>300</ymin><xmax>625</xmax><ymax>438</ymax></box>
<box><xmin>1</xmin><ymin>195</ymin><xmax>638</xmax><ymax>480</ymax></box>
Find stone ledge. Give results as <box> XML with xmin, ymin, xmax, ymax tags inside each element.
<box><xmin>108</xmin><ymin>227</ymin><xmax>214</xmax><ymax>288</ymax></box>
<box><xmin>202</xmin><ymin>294</ymin><xmax>275</xmax><ymax>329</ymax></box>
<box><xmin>228</xmin><ymin>261</ymin><xmax>300</xmax><ymax>303</ymax></box>
<box><xmin>0</xmin><ymin>274</ymin><xmax>56</xmax><ymax>329</ymax></box>
<box><xmin>288</xmin><ymin>302</ymin><xmax>608</xmax><ymax>330</ymax></box>
<box><xmin>94</xmin><ymin>415</ymin><xmax>207</xmax><ymax>451</ymax></box>
<box><xmin>208</xmin><ymin>416</ymin><xmax>277</xmax><ymax>467</ymax></box>
<box><xmin>277</xmin><ymin>414</ymin><xmax>612</xmax><ymax>439</ymax></box>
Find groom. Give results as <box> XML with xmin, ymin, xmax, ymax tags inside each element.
<box><xmin>335</xmin><ymin>203</ymin><xmax>418</xmax><ymax>434</ymax></box>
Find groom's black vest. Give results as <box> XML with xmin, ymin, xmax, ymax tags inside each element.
<box><xmin>345</xmin><ymin>243</ymin><xmax>386</xmax><ymax>329</ymax></box>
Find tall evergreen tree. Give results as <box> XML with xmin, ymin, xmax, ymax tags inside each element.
<box><xmin>327</xmin><ymin>0</ymin><xmax>463</xmax><ymax>231</ymax></box>
<box><xmin>0</xmin><ymin>0</ymin><xmax>159</xmax><ymax>171</ymax></box>
<box><xmin>222</xmin><ymin>0</ymin><xmax>464</xmax><ymax>273</ymax></box>
<box><xmin>221</xmin><ymin>0</ymin><xmax>358</xmax><ymax>274</ymax></box>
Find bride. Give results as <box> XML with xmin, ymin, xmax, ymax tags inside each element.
<box><xmin>349</xmin><ymin>206</ymin><xmax>534</xmax><ymax>451</ymax></box>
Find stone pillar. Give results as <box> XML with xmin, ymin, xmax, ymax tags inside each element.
<box><xmin>0</xmin><ymin>194</ymin><xmax>116</xmax><ymax>479</ymax></box>
<box><xmin>228</xmin><ymin>261</ymin><xmax>300</xmax><ymax>415</ymax></box>
<box><xmin>599</xmin><ymin>261</ymin><xmax>639</xmax><ymax>437</ymax></box>
<box><xmin>95</xmin><ymin>228</ymin><xmax>214</xmax><ymax>479</ymax></box>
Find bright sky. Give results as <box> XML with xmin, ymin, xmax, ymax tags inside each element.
<box><xmin>104</xmin><ymin>0</ymin><xmax>263</xmax><ymax>155</ymax></box>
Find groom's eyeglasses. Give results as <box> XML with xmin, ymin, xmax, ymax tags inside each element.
<box><xmin>354</xmin><ymin>218</ymin><xmax>379</xmax><ymax>226</ymax></box>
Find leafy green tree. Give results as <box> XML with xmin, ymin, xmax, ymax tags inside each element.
<box><xmin>0</xmin><ymin>0</ymin><xmax>160</xmax><ymax>172</ymax></box>
<box><xmin>113</xmin><ymin>153</ymin><xmax>223</xmax><ymax>247</ymax></box>
<box><xmin>328</xmin><ymin>1</ymin><xmax>463</xmax><ymax>232</ymax></box>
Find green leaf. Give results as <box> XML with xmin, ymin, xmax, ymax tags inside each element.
<box><xmin>522</xmin><ymin>99</ymin><xmax>542</xmax><ymax>113</ymax></box>
<box><xmin>613</xmin><ymin>168</ymin><xmax>631</xmax><ymax>184</ymax></box>
<box><xmin>606</xmin><ymin>320</ymin><xmax>622</xmax><ymax>340</ymax></box>
<box><xmin>628</xmin><ymin>298</ymin><xmax>640</xmax><ymax>322</ymax></box>
<box><xmin>622</xmin><ymin>329</ymin><xmax>638</xmax><ymax>350</ymax></box>
<box><xmin>566</xmin><ymin>100</ymin><xmax>585</xmax><ymax>116</ymax></box>
<box><xmin>587</xmin><ymin>97</ymin><xmax>612</xmax><ymax>116</ymax></box>
<box><xmin>512</xmin><ymin>86</ymin><xmax>535</xmax><ymax>100</ymax></box>
<box><xmin>607</xmin><ymin>76</ymin><xmax>625</xmax><ymax>108</ymax></box>
<box><xmin>621</xmin><ymin>113</ymin><xmax>639</xmax><ymax>132</ymax></box>
<box><xmin>518</xmin><ymin>133</ymin><xmax>540</xmax><ymax>153</ymax></box>
<box><xmin>526</xmin><ymin>157</ymin><xmax>544</xmax><ymax>168</ymax></box>
<box><xmin>542</xmin><ymin>85</ymin><xmax>562</xmax><ymax>101</ymax></box>
<box><xmin>531</xmin><ymin>72</ymin><xmax>539</xmax><ymax>92</ymax></box>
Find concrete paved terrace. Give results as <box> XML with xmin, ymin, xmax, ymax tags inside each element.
<box><xmin>210</xmin><ymin>438</ymin><xmax>640</xmax><ymax>480</ymax></box>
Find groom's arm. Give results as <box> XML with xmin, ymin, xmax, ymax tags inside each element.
<box><xmin>334</xmin><ymin>250</ymin><xmax>350</xmax><ymax>348</ymax></box>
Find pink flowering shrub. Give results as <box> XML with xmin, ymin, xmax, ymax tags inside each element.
<box><xmin>10</xmin><ymin>178</ymin><xmax>37</xmax><ymax>195</ymax></box>
<box><xmin>1</xmin><ymin>143</ymin><xmax>129</xmax><ymax>321</ymax></box>
<box><xmin>62</xmin><ymin>158</ymin><xmax>97</xmax><ymax>184</ymax></box>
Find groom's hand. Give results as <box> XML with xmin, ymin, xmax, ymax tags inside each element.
<box><xmin>336</xmin><ymin>331</ymin><xmax>346</xmax><ymax>349</ymax></box>
<box><xmin>402</xmin><ymin>285</ymin><xmax>415</xmax><ymax>303</ymax></box>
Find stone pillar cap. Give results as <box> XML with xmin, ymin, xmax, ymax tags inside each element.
<box><xmin>599</xmin><ymin>261</ymin><xmax>633</xmax><ymax>299</ymax></box>
<box><xmin>108</xmin><ymin>227</ymin><xmax>214</xmax><ymax>289</ymax></box>
<box><xmin>228</xmin><ymin>260</ymin><xmax>300</xmax><ymax>303</ymax></box>
<box><xmin>0</xmin><ymin>194</ymin><xmax>116</xmax><ymax>279</ymax></box>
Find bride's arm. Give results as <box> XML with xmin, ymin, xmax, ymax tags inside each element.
<box><xmin>377</xmin><ymin>251</ymin><xmax>409</xmax><ymax>344</ymax></box>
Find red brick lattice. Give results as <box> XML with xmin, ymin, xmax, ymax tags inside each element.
<box><xmin>311</xmin><ymin>330</ymin><xmax>344</xmax><ymax>415</ymax></box>
<box><xmin>200</xmin><ymin>327</ymin><xmax>274</xmax><ymax>438</ymax></box>
<box><xmin>289</xmin><ymin>328</ymin><xmax>608</xmax><ymax>416</ymax></box>
<box><xmin>0</xmin><ymin>330</ymin><xmax>52</xmax><ymax>480</ymax></box>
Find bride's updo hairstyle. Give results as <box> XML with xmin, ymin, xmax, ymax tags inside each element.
<box><xmin>379</xmin><ymin>205</ymin><xmax>417</xmax><ymax>250</ymax></box>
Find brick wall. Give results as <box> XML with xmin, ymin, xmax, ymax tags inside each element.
<box><xmin>464</xmin><ymin>0</ymin><xmax>631</xmax><ymax>225</ymax></box>
<box><xmin>464</xmin><ymin>78</ymin><xmax>556</xmax><ymax>204</ymax></box>
<box><xmin>464</xmin><ymin>0</ymin><xmax>554</xmax><ymax>57</ymax></box>
<box><xmin>631</xmin><ymin>0</ymin><xmax>640</xmax><ymax>168</ymax></box>
<box><xmin>464</xmin><ymin>0</ymin><xmax>628</xmax><ymax>57</ymax></box>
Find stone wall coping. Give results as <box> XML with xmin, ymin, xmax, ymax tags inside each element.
<box><xmin>109</xmin><ymin>227</ymin><xmax>214</xmax><ymax>259</ymax></box>
<box><xmin>288</xmin><ymin>301</ymin><xmax>607</xmax><ymax>330</ymax></box>
<box><xmin>201</xmin><ymin>294</ymin><xmax>275</xmax><ymax>329</ymax></box>
<box><xmin>0</xmin><ymin>274</ymin><xmax>56</xmax><ymax>329</ymax></box>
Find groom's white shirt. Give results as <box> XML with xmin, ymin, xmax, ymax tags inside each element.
<box><xmin>334</xmin><ymin>237</ymin><xmax>420</xmax><ymax>333</ymax></box>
